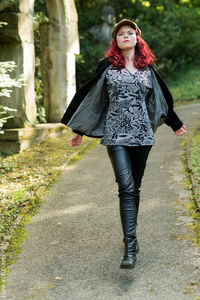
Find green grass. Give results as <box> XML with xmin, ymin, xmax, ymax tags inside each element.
<box><xmin>185</xmin><ymin>197</ymin><xmax>200</xmax><ymax>248</ymax></box>
<box><xmin>0</xmin><ymin>151</ymin><xmax>13</xmax><ymax>159</ymax></box>
<box><xmin>190</xmin><ymin>127</ymin><xmax>200</xmax><ymax>191</ymax></box>
<box><xmin>166</xmin><ymin>62</ymin><xmax>200</xmax><ymax>103</ymax></box>
<box><xmin>185</xmin><ymin>126</ymin><xmax>200</xmax><ymax>247</ymax></box>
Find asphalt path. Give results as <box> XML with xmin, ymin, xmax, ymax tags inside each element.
<box><xmin>1</xmin><ymin>103</ymin><xmax>200</xmax><ymax>300</ymax></box>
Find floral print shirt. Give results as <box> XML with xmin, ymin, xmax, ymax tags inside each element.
<box><xmin>100</xmin><ymin>65</ymin><xmax>154</xmax><ymax>146</ymax></box>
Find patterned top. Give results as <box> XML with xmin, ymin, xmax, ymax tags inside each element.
<box><xmin>100</xmin><ymin>65</ymin><xmax>154</xmax><ymax>146</ymax></box>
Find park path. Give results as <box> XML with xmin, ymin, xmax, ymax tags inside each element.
<box><xmin>1</xmin><ymin>103</ymin><xmax>200</xmax><ymax>300</ymax></box>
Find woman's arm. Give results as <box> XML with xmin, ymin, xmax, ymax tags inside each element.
<box><xmin>61</xmin><ymin>58</ymin><xmax>110</xmax><ymax>127</ymax></box>
<box><xmin>67</xmin><ymin>134</ymin><xmax>83</xmax><ymax>147</ymax></box>
<box><xmin>174</xmin><ymin>124</ymin><xmax>187</xmax><ymax>136</ymax></box>
<box><xmin>150</xmin><ymin>64</ymin><xmax>187</xmax><ymax>133</ymax></box>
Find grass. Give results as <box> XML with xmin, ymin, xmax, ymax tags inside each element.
<box><xmin>190</xmin><ymin>128</ymin><xmax>200</xmax><ymax>187</ymax></box>
<box><xmin>183</xmin><ymin>126</ymin><xmax>200</xmax><ymax>248</ymax></box>
<box><xmin>185</xmin><ymin>197</ymin><xmax>200</xmax><ymax>248</ymax></box>
<box><xmin>166</xmin><ymin>63</ymin><xmax>200</xmax><ymax>249</ymax></box>
<box><xmin>166</xmin><ymin>62</ymin><xmax>200</xmax><ymax>105</ymax></box>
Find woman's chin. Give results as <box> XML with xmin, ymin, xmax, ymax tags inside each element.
<box><xmin>120</xmin><ymin>45</ymin><xmax>135</xmax><ymax>51</ymax></box>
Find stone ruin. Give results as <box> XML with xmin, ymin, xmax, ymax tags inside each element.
<box><xmin>0</xmin><ymin>0</ymin><xmax>79</xmax><ymax>152</ymax></box>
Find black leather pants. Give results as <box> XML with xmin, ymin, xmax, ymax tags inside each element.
<box><xmin>106</xmin><ymin>145</ymin><xmax>152</xmax><ymax>246</ymax></box>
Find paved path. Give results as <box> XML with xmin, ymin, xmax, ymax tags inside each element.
<box><xmin>1</xmin><ymin>103</ymin><xmax>200</xmax><ymax>300</ymax></box>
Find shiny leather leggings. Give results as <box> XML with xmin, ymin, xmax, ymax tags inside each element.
<box><xmin>106</xmin><ymin>145</ymin><xmax>152</xmax><ymax>243</ymax></box>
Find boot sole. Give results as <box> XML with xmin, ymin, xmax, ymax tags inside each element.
<box><xmin>120</xmin><ymin>264</ymin><xmax>135</xmax><ymax>269</ymax></box>
<box><xmin>120</xmin><ymin>257</ymin><xmax>137</xmax><ymax>269</ymax></box>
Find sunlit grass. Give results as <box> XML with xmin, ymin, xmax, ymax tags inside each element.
<box><xmin>185</xmin><ymin>126</ymin><xmax>200</xmax><ymax>247</ymax></box>
<box><xmin>190</xmin><ymin>127</ymin><xmax>200</xmax><ymax>193</ymax></box>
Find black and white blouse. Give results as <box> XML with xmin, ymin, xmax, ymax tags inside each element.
<box><xmin>100</xmin><ymin>65</ymin><xmax>155</xmax><ymax>146</ymax></box>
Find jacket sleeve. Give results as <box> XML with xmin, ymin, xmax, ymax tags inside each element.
<box><xmin>61</xmin><ymin>65</ymin><xmax>103</xmax><ymax>133</ymax></box>
<box><xmin>70</xmin><ymin>60</ymin><xmax>104</xmax><ymax>136</ymax></box>
<box><xmin>61</xmin><ymin>57</ymin><xmax>111</xmax><ymax>136</ymax></box>
<box><xmin>72</xmin><ymin>129</ymin><xmax>84</xmax><ymax>136</ymax></box>
<box><xmin>151</xmin><ymin>67</ymin><xmax>183</xmax><ymax>131</ymax></box>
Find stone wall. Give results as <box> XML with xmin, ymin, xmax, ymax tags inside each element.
<box><xmin>0</xmin><ymin>0</ymin><xmax>79</xmax><ymax>152</ymax></box>
<box><xmin>0</xmin><ymin>0</ymin><xmax>79</xmax><ymax>127</ymax></box>
<box><xmin>40</xmin><ymin>0</ymin><xmax>79</xmax><ymax>122</ymax></box>
<box><xmin>0</xmin><ymin>0</ymin><xmax>37</xmax><ymax>128</ymax></box>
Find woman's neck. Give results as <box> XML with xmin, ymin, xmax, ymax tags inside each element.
<box><xmin>121</xmin><ymin>48</ymin><xmax>135</xmax><ymax>65</ymax></box>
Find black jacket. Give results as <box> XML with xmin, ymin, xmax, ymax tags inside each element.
<box><xmin>61</xmin><ymin>57</ymin><xmax>183</xmax><ymax>137</ymax></box>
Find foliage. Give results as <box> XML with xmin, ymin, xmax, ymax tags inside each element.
<box><xmin>0</xmin><ymin>61</ymin><xmax>23</xmax><ymax>134</ymax></box>
<box><xmin>0</xmin><ymin>61</ymin><xmax>23</xmax><ymax>98</ymax></box>
<box><xmin>0</xmin><ymin>22</ymin><xmax>24</xmax><ymax>133</ymax></box>
<box><xmin>185</xmin><ymin>128</ymin><xmax>200</xmax><ymax>247</ymax></box>
<box><xmin>75</xmin><ymin>0</ymin><xmax>200</xmax><ymax>87</ymax></box>
<box><xmin>190</xmin><ymin>128</ymin><xmax>200</xmax><ymax>187</ymax></box>
<box><xmin>167</xmin><ymin>62</ymin><xmax>200</xmax><ymax>103</ymax></box>
<box><xmin>75</xmin><ymin>38</ymin><xmax>105</xmax><ymax>90</ymax></box>
<box><xmin>0</xmin><ymin>22</ymin><xmax>7</xmax><ymax>28</ymax></box>
<box><xmin>33</xmin><ymin>10</ymin><xmax>49</xmax><ymax>58</ymax></box>
<box><xmin>33</xmin><ymin>1</ymin><xmax>49</xmax><ymax>123</ymax></box>
<box><xmin>0</xmin><ymin>0</ymin><xmax>16</xmax><ymax>12</ymax></box>
<box><xmin>34</xmin><ymin>57</ymin><xmax>46</xmax><ymax>123</ymax></box>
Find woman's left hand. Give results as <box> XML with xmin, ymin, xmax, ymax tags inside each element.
<box><xmin>175</xmin><ymin>124</ymin><xmax>187</xmax><ymax>136</ymax></box>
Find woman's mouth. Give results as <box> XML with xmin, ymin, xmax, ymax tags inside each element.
<box><xmin>123</xmin><ymin>40</ymin><xmax>130</xmax><ymax>43</ymax></box>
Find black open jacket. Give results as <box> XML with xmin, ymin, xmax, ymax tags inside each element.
<box><xmin>61</xmin><ymin>57</ymin><xmax>183</xmax><ymax>137</ymax></box>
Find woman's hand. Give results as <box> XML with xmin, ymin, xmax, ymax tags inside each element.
<box><xmin>175</xmin><ymin>124</ymin><xmax>187</xmax><ymax>136</ymax></box>
<box><xmin>67</xmin><ymin>134</ymin><xmax>83</xmax><ymax>147</ymax></box>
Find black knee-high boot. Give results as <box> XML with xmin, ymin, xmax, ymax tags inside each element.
<box><xmin>134</xmin><ymin>190</ymin><xmax>140</xmax><ymax>254</ymax></box>
<box><xmin>106</xmin><ymin>145</ymin><xmax>151</xmax><ymax>269</ymax></box>
<box><xmin>119</xmin><ymin>196</ymin><xmax>138</xmax><ymax>269</ymax></box>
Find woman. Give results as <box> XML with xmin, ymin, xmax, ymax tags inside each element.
<box><xmin>61</xmin><ymin>19</ymin><xmax>187</xmax><ymax>269</ymax></box>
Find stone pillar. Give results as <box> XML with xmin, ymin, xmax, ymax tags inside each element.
<box><xmin>0</xmin><ymin>0</ymin><xmax>37</xmax><ymax>128</ymax></box>
<box><xmin>40</xmin><ymin>0</ymin><xmax>79</xmax><ymax>123</ymax></box>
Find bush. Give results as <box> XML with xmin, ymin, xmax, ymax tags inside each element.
<box><xmin>0</xmin><ymin>61</ymin><xmax>23</xmax><ymax>133</ymax></box>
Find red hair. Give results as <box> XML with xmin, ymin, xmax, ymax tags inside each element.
<box><xmin>106</xmin><ymin>31</ymin><xmax>156</xmax><ymax>69</ymax></box>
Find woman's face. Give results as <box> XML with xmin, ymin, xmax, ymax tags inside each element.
<box><xmin>116</xmin><ymin>25</ymin><xmax>137</xmax><ymax>50</ymax></box>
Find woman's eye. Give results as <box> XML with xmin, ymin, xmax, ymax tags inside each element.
<box><xmin>118</xmin><ymin>32</ymin><xmax>134</xmax><ymax>36</ymax></box>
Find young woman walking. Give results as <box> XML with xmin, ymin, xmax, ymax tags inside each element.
<box><xmin>61</xmin><ymin>19</ymin><xmax>187</xmax><ymax>269</ymax></box>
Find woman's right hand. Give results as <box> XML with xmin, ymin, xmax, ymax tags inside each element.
<box><xmin>67</xmin><ymin>134</ymin><xmax>83</xmax><ymax>147</ymax></box>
